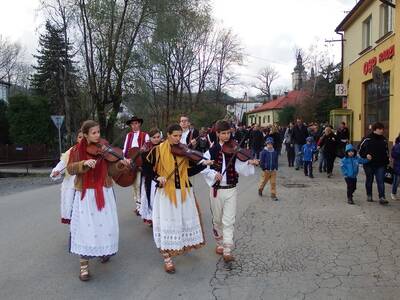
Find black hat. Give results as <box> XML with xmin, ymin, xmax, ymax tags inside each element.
<box><xmin>126</xmin><ymin>116</ymin><xmax>144</xmax><ymax>126</ymax></box>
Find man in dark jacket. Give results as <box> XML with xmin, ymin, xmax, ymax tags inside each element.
<box><xmin>292</xmin><ymin>118</ymin><xmax>309</xmax><ymax>170</ymax></box>
<box><xmin>359</xmin><ymin>122</ymin><xmax>389</xmax><ymax>205</ymax></box>
<box><xmin>250</xmin><ymin>124</ymin><xmax>264</xmax><ymax>159</ymax></box>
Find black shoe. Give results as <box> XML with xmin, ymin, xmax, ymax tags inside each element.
<box><xmin>319</xmin><ymin>168</ymin><xmax>322</xmax><ymax>173</ymax></box>
<box><xmin>327</xmin><ymin>173</ymin><xmax>332</xmax><ymax>178</ymax></box>
<box><xmin>258</xmin><ymin>189</ymin><xmax>262</xmax><ymax>196</ymax></box>
<box><xmin>295</xmin><ymin>167</ymin><xmax>299</xmax><ymax>170</ymax></box>
<box><xmin>347</xmin><ymin>197</ymin><xmax>354</xmax><ymax>205</ymax></box>
<box><xmin>379</xmin><ymin>198</ymin><xmax>389</xmax><ymax>205</ymax></box>
<box><xmin>304</xmin><ymin>173</ymin><xmax>308</xmax><ymax>177</ymax></box>
<box><xmin>367</xmin><ymin>195</ymin><xmax>373</xmax><ymax>202</ymax></box>
<box><xmin>309</xmin><ymin>174</ymin><xmax>314</xmax><ymax>178</ymax></box>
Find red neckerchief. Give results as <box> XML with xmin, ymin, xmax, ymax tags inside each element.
<box><xmin>70</xmin><ymin>139</ymin><xmax>108</xmax><ymax>211</ymax></box>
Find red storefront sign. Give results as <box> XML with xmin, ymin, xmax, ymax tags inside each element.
<box><xmin>363</xmin><ymin>45</ymin><xmax>395</xmax><ymax>75</ymax></box>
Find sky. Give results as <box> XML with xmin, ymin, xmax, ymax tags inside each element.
<box><xmin>0</xmin><ymin>0</ymin><xmax>358</xmax><ymax>97</ymax></box>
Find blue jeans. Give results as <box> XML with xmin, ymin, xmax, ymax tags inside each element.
<box><xmin>318</xmin><ymin>151</ymin><xmax>327</xmax><ymax>171</ymax></box>
<box><xmin>363</xmin><ymin>165</ymin><xmax>385</xmax><ymax>199</ymax></box>
<box><xmin>393</xmin><ymin>173</ymin><xmax>400</xmax><ymax>195</ymax></box>
<box><xmin>294</xmin><ymin>144</ymin><xmax>303</xmax><ymax>168</ymax></box>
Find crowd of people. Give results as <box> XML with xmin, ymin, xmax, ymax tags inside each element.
<box><xmin>49</xmin><ymin>114</ymin><xmax>400</xmax><ymax>281</ymax></box>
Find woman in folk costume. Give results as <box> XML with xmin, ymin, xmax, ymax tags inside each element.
<box><xmin>50</xmin><ymin>131</ymin><xmax>84</xmax><ymax>224</ymax></box>
<box><xmin>147</xmin><ymin>124</ymin><xmax>213</xmax><ymax>273</ymax></box>
<box><xmin>67</xmin><ymin>120</ymin><xmax>131</xmax><ymax>281</ymax></box>
<box><xmin>139</xmin><ymin>128</ymin><xmax>162</xmax><ymax>226</ymax></box>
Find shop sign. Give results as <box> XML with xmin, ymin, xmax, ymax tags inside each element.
<box><xmin>335</xmin><ymin>84</ymin><xmax>348</xmax><ymax>96</ymax></box>
<box><xmin>363</xmin><ymin>45</ymin><xmax>395</xmax><ymax>75</ymax></box>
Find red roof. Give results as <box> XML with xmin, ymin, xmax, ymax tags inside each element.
<box><xmin>248</xmin><ymin>90</ymin><xmax>309</xmax><ymax>113</ymax></box>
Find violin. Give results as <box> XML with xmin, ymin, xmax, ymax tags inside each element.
<box><xmin>85</xmin><ymin>139</ymin><xmax>136</xmax><ymax>187</ymax></box>
<box><xmin>171</xmin><ymin>143</ymin><xmax>209</xmax><ymax>163</ymax></box>
<box><xmin>221</xmin><ymin>139</ymin><xmax>253</xmax><ymax>162</ymax></box>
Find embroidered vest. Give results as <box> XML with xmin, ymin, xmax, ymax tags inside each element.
<box><xmin>124</xmin><ymin>131</ymin><xmax>147</xmax><ymax>157</ymax></box>
<box><xmin>209</xmin><ymin>144</ymin><xmax>239</xmax><ymax>186</ymax></box>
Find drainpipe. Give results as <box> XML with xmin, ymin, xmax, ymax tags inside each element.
<box><xmin>335</xmin><ymin>30</ymin><xmax>345</xmax><ymax>82</ymax></box>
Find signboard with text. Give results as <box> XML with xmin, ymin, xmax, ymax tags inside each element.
<box><xmin>335</xmin><ymin>84</ymin><xmax>348</xmax><ymax>97</ymax></box>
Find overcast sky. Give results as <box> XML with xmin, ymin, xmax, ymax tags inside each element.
<box><xmin>0</xmin><ymin>0</ymin><xmax>358</xmax><ymax>97</ymax></box>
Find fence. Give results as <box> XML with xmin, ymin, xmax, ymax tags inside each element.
<box><xmin>0</xmin><ymin>144</ymin><xmax>57</xmax><ymax>162</ymax></box>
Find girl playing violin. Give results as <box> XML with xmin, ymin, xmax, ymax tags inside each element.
<box><xmin>201</xmin><ymin>120</ymin><xmax>258</xmax><ymax>263</ymax></box>
<box><xmin>146</xmin><ymin>124</ymin><xmax>213</xmax><ymax>273</ymax></box>
<box><xmin>50</xmin><ymin>130</ymin><xmax>83</xmax><ymax>225</ymax></box>
<box><xmin>67</xmin><ymin>120</ymin><xmax>131</xmax><ymax>281</ymax></box>
<box><xmin>139</xmin><ymin>128</ymin><xmax>162</xmax><ymax>225</ymax></box>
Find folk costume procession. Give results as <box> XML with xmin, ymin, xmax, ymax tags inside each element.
<box><xmin>53</xmin><ymin>116</ymin><xmax>263</xmax><ymax>280</ymax></box>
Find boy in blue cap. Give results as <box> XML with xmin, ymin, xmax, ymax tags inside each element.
<box><xmin>258</xmin><ymin>137</ymin><xmax>279</xmax><ymax>200</ymax></box>
<box><xmin>301</xmin><ymin>136</ymin><xmax>318</xmax><ymax>178</ymax></box>
<box><xmin>340</xmin><ymin>144</ymin><xmax>372</xmax><ymax>204</ymax></box>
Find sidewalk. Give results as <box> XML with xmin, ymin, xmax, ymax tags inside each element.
<box><xmin>211</xmin><ymin>159</ymin><xmax>400</xmax><ymax>300</ymax></box>
<box><xmin>0</xmin><ymin>167</ymin><xmax>52</xmax><ymax>175</ymax></box>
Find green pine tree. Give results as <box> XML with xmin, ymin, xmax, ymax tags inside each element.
<box><xmin>31</xmin><ymin>20</ymin><xmax>76</xmax><ymax>115</ymax></box>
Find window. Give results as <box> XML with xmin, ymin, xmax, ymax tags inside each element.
<box><xmin>267</xmin><ymin>115</ymin><xmax>270</xmax><ymax>123</ymax></box>
<box><xmin>263</xmin><ymin>116</ymin><xmax>266</xmax><ymax>123</ymax></box>
<box><xmin>362</xmin><ymin>15</ymin><xmax>372</xmax><ymax>49</ymax></box>
<box><xmin>364</xmin><ymin>72</ymin><xmax>390</xmax><ymax>137</ymax></box>
<box><xmin>380</xmin><ymin>2</ymin><xmax>393</xmax><ymax>37</ymax></box>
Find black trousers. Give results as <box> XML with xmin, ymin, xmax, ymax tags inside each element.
<box><xmin>286</xmin><ymin>144</ymin><xmax>295</xmax><ymax>166</ymax></box>
<box><xmin>304</xmin><ymin>161</ymin><xmax>313</xmax><ymax>176</ymax></box>
<box><xmin>345</xmin><ymin>177</ymin><xmax>357</xmax><ymax>198</ymax></box>
<box><xmin>325</xmin><ymin>153</ymin><xmax>336</xmax><ymax>174</ymax></box>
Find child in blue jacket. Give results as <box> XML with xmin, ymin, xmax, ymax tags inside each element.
<box><xmin>301</xmin><ymin>136</ymin><xmax>318</xmax><ymax>178</ymax></box>
<box><xmin>340</xmin><ymin>144</ymin><xmax>371</xmax><ymax>204</ymax></box>
<box><xmin>258</xmin><ymin>137</ymin><xmax>279</xmax><ymax>200</ymax></box>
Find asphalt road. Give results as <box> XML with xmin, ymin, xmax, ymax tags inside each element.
<box><xmin>0</xmin><ymin>173</ymin><xmax>259</xmax><ymax>300</ymax></box>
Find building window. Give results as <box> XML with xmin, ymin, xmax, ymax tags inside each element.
<box><xmin>362</xmin><ymin>15</ymin><xmax>372</xmax><ymax>49</ymax></box>
<box><xmin>364</xmin><ymin>72</ymin><xmax>390</xmax><ymax>137</ymax></box>
<box><xmin>258</xmin><ymin>116</ymin><xmax>261</xmax><ymax>125</ymax></box>
<box><xmin>380</xmin><ymin>2</ymin><xmax>393</xmax><ymax>37</ymax></box>
<box><xmin>263</xmin><ymin>116</ymin><xmax>266</xmax><ymax>123</ymax></box>
<box><xmin>267</xmin><ymin>115</ymin><xmax>270</xmax><ymax>123</ymax></box>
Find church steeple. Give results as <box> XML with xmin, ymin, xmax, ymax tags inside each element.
<box><xmin>292</xmin><ymin>53</ymin><xmax>307</xmax><ymax>90</ymax></box>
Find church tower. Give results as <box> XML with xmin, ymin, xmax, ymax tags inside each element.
<box><xmin>292</xmin><ymin>53</ymin><xmax>307</xmax><ymax>90</ymax></box>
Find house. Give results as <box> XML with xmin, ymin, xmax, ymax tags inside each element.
<box><xmin>246</xmin><ymin>90</ymin><xmax>309</xmax><ymax>126</ymax></box>
<box><xmin>335</xmin><ymin>0</ymin><xmax>399</xmax><ymax>143</ymax></box>
<box><xmin>0</xmin><ymin>80</ymin><xmax>10</xmax><ymax>103</ymax></box>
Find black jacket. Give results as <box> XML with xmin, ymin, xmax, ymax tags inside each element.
<box><xmin>292</xmin><ymin>124</ymin><xmax>309</xmax><ymax>145</ymax></box>
<box><xmin>319</xmin><ymin>132</ymin><xmax>337</xmax><ymax>156</ymax></box>
<box><xmin>250</xmin><ymin>129</ymin><xmax>264</xmax><ymax>151</ymax></box>
<box><xmin>359</xmin><ymin>132</ymin><xmax>389</xmax><ymax>167</ymax></box>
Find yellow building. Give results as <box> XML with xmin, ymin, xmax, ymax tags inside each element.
<box><xmin>336</xmin><ymin>0</ymin><xmax>399</xmax><ymax>144</ymax></box>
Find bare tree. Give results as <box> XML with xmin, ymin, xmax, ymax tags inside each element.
<box><xmin>214</xmin><ymin>28</ymin><xmax>244</xmax><ymax>103</ymax></box>
<box><xmin>252</xmin><ymin>65</ymin><xmax>279</xmax><ymax>100</ymax></box>
<box><xmin>0</xmin><ymin>36</ymin><xmax>22</xmax><ymax>82</ymax></box>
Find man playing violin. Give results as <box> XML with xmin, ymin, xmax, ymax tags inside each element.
<box><xmin>201</xmin><ymin>120</ymin><xmax>258</xmax><ymax>263</ymax></box>
<box><xmin>123</xmin><ymin>116</ymin><xmax>149</xmax><ymax>216</ymax></box>
<box><xmin>179</xmin><ymin>115</ymin><xmax>199</xmax><ymax>148</ymax></box>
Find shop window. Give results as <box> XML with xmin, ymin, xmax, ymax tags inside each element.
<box><xmin>364</xmin><ymin>72</ymin><xmax>390</xmax><ymax>137</ymax></box>
<box><xmin>362</xmin><ymin>15</ymin><xmax>372</xmax><ymax>49</ymax></box>
<box><xmin>380</xmin><ymin>2</ymin><xmax>393</xmax><ymax>37</ymax></box>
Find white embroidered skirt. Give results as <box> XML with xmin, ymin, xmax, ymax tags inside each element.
<box><xmin>60</xmin><ymin>176</ymin><xmax>75</xmax><ymax>222</ymax></box>
<box><xmin>152</xmin><ymin>189</ymin><xmax>204</xmax><ymax>252</ymax></box>
<box><xmin>70</xmin><ymin>187</ymin><xmax>119</xmax><ymax>257</ymax></box>
<box><xmin>139</xmin><ymin>180</ymin><xmax>157</xmax><ymax>221</ymax></box>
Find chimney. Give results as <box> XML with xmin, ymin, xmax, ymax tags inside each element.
<box><xmin>284</xmin><ymin>91</ymin><xmax>289</xmax><ymax>97</ymax></box>
<box><xmin>272</xmin><ymin>95</ymin><xmax>278</xmax><ymax>100</ymax></box>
